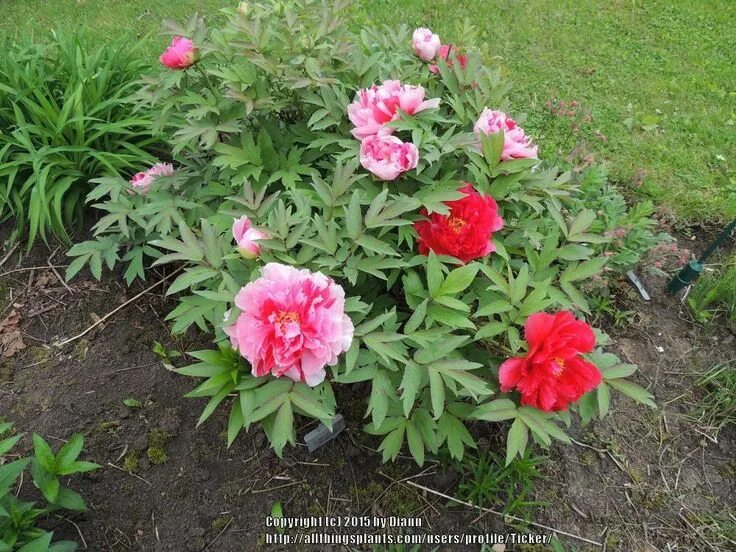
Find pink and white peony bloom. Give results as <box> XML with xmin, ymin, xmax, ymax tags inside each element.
<box><xmin>159</xmin><ymin>36</ymin><xmax>198</xmax><ymax>70</ymax></box>
<box><xmin>473</xmin><ymin>108</ymin><xmax>538</xmax><ymax>160</ymax></box>
<box><xmin>412</xmin><ymin>28</ymin><xmax>441</xmax><ymax>62</ymax></box>
<box><xmin>360</xmin><ymin>135</ymin><xmax>419</xmax><ymax>180</ymax></box>
<box><xmin>232</xmin><ymin>215</ymin><xmax>268</xmax><ymax>259</ymax></box>
<box><xmin>129</xmin><ymin>171</ymin><xmax>154</xmax><ymax>194</ymax></box>
<box><xmin>226</xmin><ymin>263</ymin><xmax>354</xmax><ymax>387</ymax></box>
<box><xmin>146</xmin><ymin>163</ymin><xmax>175</xmax><ymax>178</ymax></box>
<box><xmin>347</xmin><ymin>80</ymin><xmax>440</xmax><ymax>140</ymax></box>
<box><xmin>128</xmin><ymin>162</ymin><xmax>174</xmax><ymax>194</ymax></box>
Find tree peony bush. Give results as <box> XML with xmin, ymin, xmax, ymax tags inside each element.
<box><xmin>68</xmin><ymin>1</ymin><xmax>656</xmax><ymax>464</ymax></box>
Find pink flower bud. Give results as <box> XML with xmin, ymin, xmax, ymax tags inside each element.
<box><xmin>232</xmin><ymin>216</ymin><xmax>267</xmax><ymax>259</ymax></box>
<box><xmin>159</xmin><ymin>37</ymin><xmax>198</xmax><ymax>70</ymax></box>
<box><xmin>412</xmin><ymin>28</ymin><xmax>441</xmax><ymax>62</ymax></box>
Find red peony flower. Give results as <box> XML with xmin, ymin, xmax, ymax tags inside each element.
<box><xmin>498</xmin><ymin>311</ymin><xmax>602</xmax><ymax>412</ymax></box>
<box><xmin>429</xmin><ymin>44</ymin><xmax>469</xmax><ymax>74</ymax></box>
<box><xmin>414</xmin><ymin>183</ymin><xmax>503</xmax><ymax>263</ymax></box>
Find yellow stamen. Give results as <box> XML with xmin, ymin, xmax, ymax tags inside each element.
<box><xmin>276</xmin><ymin>311</ymin><xmax>299</xmax><ymax>328</ymax></box>
<box><xmin>551</xmin><ymin>357</ymin><xmax>566</xmax><ymax>377</ymax></box>
<box><xmin>447</xmin><ymin>216</ymin><xmax>466</xmax><ymax>233</ymax></box>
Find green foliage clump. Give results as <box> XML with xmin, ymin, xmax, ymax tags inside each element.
<box><xmin>0</xmin><ymin>32</ymin><xmax>161</xmax><ymax>248</ymax></box>
<box><xmin>68</xmin><ymin>0</ymin><xmax>657</xmax><ymax>466</ymax></box>
<box><xmin>688</xmin><ymin>255</ymin><xmax>736</xmax><ymax>322</ymax></box>
<box><xmin>456</xmin><ymin>450</ymin><xmax>545</xmax><ymax>519</ymax></box>
<box><xmin>694</xmin><ymin>360</ymin><xmax>736</xmax><ymax>439</ymax></box>
<box><xmin>0</xmin><ymin>423</ymin><xmax>100</xmax><ymax>551</ymax></box>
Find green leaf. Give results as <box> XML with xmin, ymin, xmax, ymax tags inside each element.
<box><xmin>429</xmin><ymin>369</ymin><xmax>445</xmax><ymax>420</ymax></box>
<box><xmin>601</xmin><ymin>363</ymin><xmax>638</xmax><ymax>380</ymax></box>
<box><xmin>0</xmin><ymin>458</ymin><xmax>30</xmax><ymax>496</ymax></box>
<box><xmin>474</xmin><ymin>321</ymin><xmax>508</xmax><ymax>341</ymax></box>
<box><xmin>55</xmin><ymin>434</ymin><xmax>83</xmax><ymax>471</ymax></box>
<box><xmin>597</xmin><ymin>382</ymin><xmax>611</xmax><ymax>417</ymax></box>
<box><xmin>437</xmin><ymin>264</ymin><xmax>478</xmax><ymax>296</ymax></box>
<box><xmin>377</xmin><ymin>424</ymin><xmax>405</xmax><ymax>463</ymax></box>
<box><xmin>0</xmin><ymin>434</ymin><xmax>22</xmax><ymax>456</ymax></box>
<box><xmin>356</xmin><ymin>235</ymin><xmax>398</xmax><ymax>256</ymax></box>
<box><xmin>561</xmin><ymin>257</ymin><xmax>607</xmax><ymax>283</ymax></box>
<box><xmin>32</xmin><ymin>458</ymin><xmax>59</xmax><ymax>503</ymax></box>
<box><xmin>271</xmin><ymin>400</ymin><xmax>295</xmax><ymax>458</ymax></box>
<box><xmin>32</xmin><ymin>434</ymin><xmax>56</xmax><ymax>472</ymax></box>
<box><xmin>57</xmin><ymin>461</ymin><xmax>100</xmax><ymax>476</ymax></box>
<box><xmin>414</xmin><ymin>335</ymin><xmax>470</xmax><ymax>364</ymax></box>
<box><xmin>404</xmin><ymin>299</ymin><xmax>428</xmax><ymax>334</ymax></box>
<box><xmin>568</xmin><ymin>209</ymin><xmax>596</xmax><ymax>237</ymax></box>
<box><xmin>438</xmin><ymin>413</ymin><xmax>475</xmax><ymax>461</ymax></box>
<box><xmin>509</xmin><ymin>264</ymin><xmax>529</xmax><ymax>304</ymax></box>
<box><xmin>518</xmin><ymin>407</ymin><xmax>570</xmax><ymax>445</ymax></box>
<box><xmin>426</xmin><ymin>251</ymin><xmax>443</xmax><ymax>297</ymax></box>
<box><xmin>54</xmin><ymin>487</ymin><xmax>87</xmax><ymax>511</ymax></box>
<box><xmin>607</xmin><ymin>379</ymin><xmax>656</xmax><ymax>408</ymax></box>
<box><xmin>475</xmin><ymin>299</ymin><xmax>513</xmax><ymax>318</ymax></box>
<box><xmin>405</xmin><ymin>420</ymin><xmax>425</xmax><ymax>466</ymax></box>
<box><xmin>367</xmin><ymin>371</ymin><xmax>393</xmax><ymax>428</ymax></box>
<box><xmin>227</xmin><ymin>398</ymin><xmax>245</xmax><ymax>447</ymax></box>
<box><xmin>290</xmin><ymin>384</ymin><xmax>334</xmax><ymax>424</ymax></box>
<box><xmin>427</xmin><ymin>303</ymin><xmax>475</xmax><ymax>330</ymax></box>
<box><xmin>344</xmin><ymin>190</ymin><xmax>363</xmax><ymax>240</ymax></box>
<box><xmin>473</xmin><ymin>399</ymin><xmax>517</xmax><ymax>422</ymax></box>
<box><xmin>506</xmin><ymin>417</ymin><xmax>529</xmax><ymax>465</ymax></box>
<box><xmin>399</xmin><ymin>363</ymin><xmax>423</xmax><ymax>418</ymax></box>
<box><xmin>578</xmin><ymin>391</ymin><xmax>597</xmax><ymax>426</ymax></box>
<box><xmin>48</xmin><ymin>541</ymin><xmax>78</xmax><ymax>552</ymax></box>
<box><xmin>17</xmin><ymin>533</ymin><xmax>53</xmax><ymax>552</ymax></box>
<box><xmin>557</xmin><ymin>244</ymin><xmax>593</xmax><ymax>261</ymax></box>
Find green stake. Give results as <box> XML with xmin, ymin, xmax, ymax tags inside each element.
<box><xmin>666</xmin><ymin>219</ymin><xmax>736</xmax><ymax>294</ymax></box>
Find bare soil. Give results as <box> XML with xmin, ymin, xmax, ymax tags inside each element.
<box><xmin>0</xmin><ymin>231</ymin><xmax>733</xmax><ymax>552</ymax></box>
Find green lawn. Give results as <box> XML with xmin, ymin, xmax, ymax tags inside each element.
<box><xmin>4</xmin><ymin>0</ymin><xmax>736</xmax><ymax>222</ymax></box>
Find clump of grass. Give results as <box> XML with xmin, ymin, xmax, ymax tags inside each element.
<box><xmin>694</xmin><ymin>360</ymin><xmax>736</xmax><ymax>439</ymax></box>
<box><xmin>456</xmin><ymin>450</ymin><xmax>546</xmax><ymax>521</ymax></box>
<box><xmin>688</xmin><ymin>255</ymin><xmax>736</xmax><ymax>322</ymax></box>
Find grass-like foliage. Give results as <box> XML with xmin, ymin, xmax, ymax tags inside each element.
<box><xmin>688</xmin><ymin>255</ymin><xmax>736</xmax><ymax>322</ymax></box>
<box><xmin>456</xmin><ymin>450</ymin><xmax>545</xmax><ymax>519</ymax></box>
<box><xmin>694</xmin><ymin>360</ymin><xmax>736</xmax><ymax>440</ymax></box>
<box><xmin>0</xmin><ymin>422</ymin><xmax>100</xmax><ymax>551</ymax></box>
<box><xmin>0</xmin><ymin>32</ymin><xmax>161</xmax><ymax>249</ymax></box>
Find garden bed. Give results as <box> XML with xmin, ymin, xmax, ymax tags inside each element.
<box><xmin>1</xmin><ymin>230</ymin><xmax>733</xmax><ymax>551</ymax></box>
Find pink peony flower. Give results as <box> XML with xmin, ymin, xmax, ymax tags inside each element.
<box><xmin>347</xmin><ymin>80</ymin><xmax>440</xmax><ymax>140</ymax></box>
<box><xmin>226</xmin><ymin>263</ymin><xmax>354</xmax><ymax>387</ymax></box>
<box><xmin>360</xmin><ymin>135</ymin><xmax>419</xmax><ymax>180</ymax></box>
<box><xmin>147</xmin><ymin>163</ymin><xmax>174</xmax><ymax>178</ymax></box>
<box><xmin>429</xmin><ymin>44</ymin><xmax>469</xmax><ymax>74</ymax></box>
<box><xmin>129</xmin><ymin>171</ymin><xmax>154</xmax><ymax>194</ymax></box>
<box><xmin>474</xmin><ymin>108</ymin><xmax>538</xmax><ymax>160</ymax></box>
<box><xmin>232</xmin><ymin>215</ymin><xmax>268</xmax><ymax>259</ymax></box>
<box><xmin>159</xmin><ymin>36</ymin><xmax>198</xmax><ymax>70</ymax></box>
<box><xmin>128</xmin><ymin>162</ymin><xmax>174</xmax><ymax>194</ymax></box>
<box><xmin>412</xmin><ymin>28</ymin><xmax>441</xmax><ymax>62</ymax></box>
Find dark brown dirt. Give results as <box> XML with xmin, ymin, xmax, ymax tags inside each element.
<box><xmin>0</xmin><ymin>232</ymin><xmax>734</xmax><ymax>552</ymax></box>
